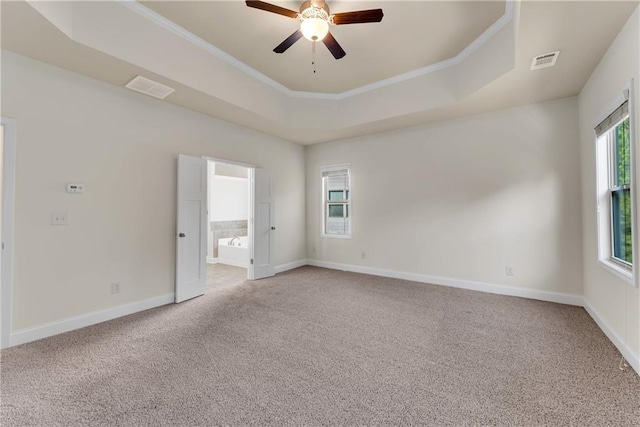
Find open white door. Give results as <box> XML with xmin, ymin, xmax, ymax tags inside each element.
<box><xmin>176</xmin><ymin>154</ymin><xmax>207</xmax><ymax>303</ymax></box>
<box><xmin>249</xmin><ymin>168</ymin><xmax>275</xmax><ymax>280</ymax></box>
<box><xmin>1</xmin><ymin>118</ymin><xmax>16</xmax><ymax>349</ymax></box>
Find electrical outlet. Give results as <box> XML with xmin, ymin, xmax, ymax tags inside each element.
<box><xmin>111</xmin><ymin>282</ymin><xmax>121</xmax><ymax>294</ymax></box>
<box><xmin>506</xmin><ymin>266</ymin><xmax>514</xmax><ymax>276</ymax></box>
<box><xmin>50</xmin><ymin>212</ymin><xmax>69</xmax><ymax>225</ymax></box>
<box><xmin>361</xmin><ymin>251</ymin><xmax>367</xmax><ymax>259</ymax></box>
<box><xmin>312</xmin><ymin>246</ymin><xmax>316</xmax><ymax>254</ymax></box>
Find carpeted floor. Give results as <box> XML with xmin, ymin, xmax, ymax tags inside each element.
<box><xmin>1</xmin><ymin>266</ymin><xmax>638</xmax><ymax>426</ymax></box>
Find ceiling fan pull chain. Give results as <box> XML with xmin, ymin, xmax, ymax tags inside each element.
<box><xmin>312</xmin><ymin>41</ymin><xmax>317</xmax><ymax>74</ymax></box>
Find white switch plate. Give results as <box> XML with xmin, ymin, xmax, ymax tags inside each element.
<box><xmin>66</xmin><ymin>183</ymin><xmax>85</xmax><ymax>193</ymax></box>
<box><xmin>51</xmin><ymin>212</ymin><xmax>69</xmax><ymax>225</ymax></box>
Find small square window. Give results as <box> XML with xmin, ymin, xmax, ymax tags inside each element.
<box><xmin>322</xmin><ymin>165</ymin><xmax>351</xmax><ymax>238</ymax></box>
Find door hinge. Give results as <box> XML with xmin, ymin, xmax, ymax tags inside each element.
<box><xmin>250</xmin><ymin>259</ymin><xmax>254</xmax><ymax>265</ymax></box>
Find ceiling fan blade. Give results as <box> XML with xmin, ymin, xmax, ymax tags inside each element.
<box><xmin>322</xmin><ymin>32</ymin><xmax>346</xmax><ymax>59</ymax></box>
<box><xmin>274</xmin><ymin>30</ymin><xmax>304</xmax><ymax>53</ymax></box>
<box><xmin>332</xmin><ymin>9</ymin><xmax>384</xmax><ymax>25</ymax></box>
<box><xmin>245</xmin><ymin>1</ymin><xmax>299</xmax><ymax>19</ymax></box>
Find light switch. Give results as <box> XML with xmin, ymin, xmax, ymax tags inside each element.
<box><xmin>51</xmin><ymin>212</ymin><xmax>69</xmax><ymax>225</ymax></box>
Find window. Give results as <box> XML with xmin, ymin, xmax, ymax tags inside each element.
<box><xmin>595</xmin><ymin>99</ymin><xmax>636</xmax><ymax>284</ymax></box>
<box><xmin>611</xmin><ymin>117</ymin><xmax>632</xmax><ymax>264</ymax></box>
<box><xmin>322</xmin><ymin>164</ymin><xmax>351</xmax><ymax>238</ymax></box>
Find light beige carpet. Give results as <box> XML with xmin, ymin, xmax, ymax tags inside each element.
<box><xmin>1</xmin><ymin>266</ymin><xmax>639</xmax><ymax>426</ymax></box>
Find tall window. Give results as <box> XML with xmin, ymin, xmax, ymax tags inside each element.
<box><xmin>596</xmin><ymin>100</ymin><xmax>635</xmax><ymax>283</ymax></box>
<box><xmin>610</xmin><ymin>117</ymin><xmax>632</xmax><ymax>263</ymax></box>
<box><xmin>322</xmin><ymin>164</ymin><xmax>351</xmax><ymax>237</ymax></box>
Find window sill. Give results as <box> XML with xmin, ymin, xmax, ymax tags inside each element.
<box><xmin>321</xmin><ymin>234</ymin><xmax>352</xmax><ymax>240</ymax></box>
<box><xmin>598</xmin><ymin>258</ymin><xmax>634</xmax><ymax>286</ymax></box>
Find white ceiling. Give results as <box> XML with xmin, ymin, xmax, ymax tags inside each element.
<box><xmin>140</xmin><ymin>1</ymin><xmax>506</xmax><ymax>93</ymax></box>
<box><xmin>1</xmin><ymin>1</ymin><xmax>638</xmax><ymax>145</ymax></box>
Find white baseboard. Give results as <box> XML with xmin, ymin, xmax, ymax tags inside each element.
<box><xmin>275</xmin><ymin>259</ymin><xmax>308</xmax><ymax>274</ymax></box>
<box><xmin>10</xmin><ymin>293</ymin><xmax>175</xmax><ymax>347</ymax></box>
<box><xmin>307</xmin><ymin>259</ymin><xmax>583</xmax><ymax>306</ymax></box>
<box><xmin>307</xmin><ymin>259</ymin><xmax>639</xmax><ymax>375</ymax></box>
<box><xmin>6</xmin><ymin>258</ymin><xmax>307</xmax><ymax>347</ymax></box>
<box><xmin>582</xmin><ymin>298</ymin><xmax>640</xmax><ymax>375</ymax></box>
<box><xmin>8</xmin><ymin>258</ymin><xmax>639</xmax><ymax>377</ymax></box>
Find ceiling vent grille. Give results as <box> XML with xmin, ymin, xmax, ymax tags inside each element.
<box><xmin>125</xmin><ymin>76</ymin><xmax>175</xmax><ymax>99</ymax></box>
<box><xmin>530</xmin><ymin>51</ymin><xmax>560</xmax><ymax>70</ymax></box>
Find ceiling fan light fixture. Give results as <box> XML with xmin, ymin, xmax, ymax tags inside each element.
<box><xmin>300</xmin><ymin>17</ymin><xmax>329</xmax><ymax>41</ymax></box>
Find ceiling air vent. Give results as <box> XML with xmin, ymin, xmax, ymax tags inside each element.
<box><xmin>530</xmin><ymin>51</ymin><xmax>560</xmax><ymax>70</ymax></box>
<box><xmin>125</xmin><ymin>76</ymin><xmax>175</xmax><ymax>99</ymax></box>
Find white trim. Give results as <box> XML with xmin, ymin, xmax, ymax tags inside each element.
<box><xmin>212</xmin><ymin>175</ymin><xmax>248</xmax><ymax>182</ymax></box>
<box><xmin>1</xmin><ymin>117</ymin><xmax>17</xmax><ymax>350</ymax></box>
<box><xmin>321</xmin><ymin>234</ymin><xmax>352</xmax><ymax>240</ymax></box>
<box><xmin>306</xmin><ymin>259</ymin><xmax>583</xmax><ymax>306</ymax></box>
<box><xmin>320</xmin><ymin>163</ymin><xmax>351</xmax><ymax>174</ymax></box>
<box><xmin>594</xmin><ymin>80</ymin><xmax>638</xmax><ymax>288</ymax></box>
<box><xmin>10</xmin><ymin>293</ymin><xmax>175</xmax><ymax>348</ymax></box>
<box><xmin>203</xmin><ymin>156</ymin><xmax>255</xmax><ymax>169</ymax></box>
<box><xmin>582</xmin><ymin>297</ymin><xmax>640</xmax><ymax>375</ymax></box>
<box><xmin>205</xmin><ymin>156</ymin><xmax>254</xmax><ymax>281</ymax></box>
<box><xmin>121</xmin><ymin>0</ymin><xmax>515</xmax><ymax>101</ymax></box>
<box><xmin>321</xmin><ymin>163</ymin><xmax>352</xmax><ymax>239</ymax></box>
<box><xmin>275</xmin><ymin>259</ymin><xmax>308</xmax><ymax>274</ymax></box>
<box><xmin>629</xmin><ymin>79</ymin><xmax>638</xmax><ymax>287</ymax></box>
<box><xmin>306</xmin><ymin>260</ymin><xmax>640</xmax><ymax>375</ymax></box>
<box><xmin>7</xmin><ymin>256</ymin><xmax>639</xmax><ymax>377</ymax></box>
<box><xmin>217</xmin><ymin>260</ymin><xmax>248</xmax><ymax>269</ymax></box>
<box><xmin>598</xmin><ymin>258</ymin><xmax>633</xmax><ymax>285</ymax></box>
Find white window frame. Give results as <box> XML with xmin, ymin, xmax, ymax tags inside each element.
<box><xmin>594</xmin><ymin>81</ymin><xmax>638</xmax><ymax>287</ymax></box>
<box><xmin>321</xmin><ymin>163</ymin><xmax>352</xmax><ymax>239</ymax></box>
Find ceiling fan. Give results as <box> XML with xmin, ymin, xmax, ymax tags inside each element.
<box><xmin>245</xmin><ymin>0</ymin><xmax>384</xmax><ymax>60</ymax></box>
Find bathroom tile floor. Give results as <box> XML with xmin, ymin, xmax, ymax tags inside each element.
<box><xmin>206</xmin><ymin>263</ymin><xmax>247</xmax><ymax>290</ymax></box>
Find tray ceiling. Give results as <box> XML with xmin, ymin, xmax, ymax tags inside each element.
<box><xmin>140</xmin><ymin>1</ymin><xmax>506</xmax><ymax>93</ymax></box>
<box><xmin>1</xmin><ymin>1</ymin><xmax>638</xmax><ymax>144</ymax></box>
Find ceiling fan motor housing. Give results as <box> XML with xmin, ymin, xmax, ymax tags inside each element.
<box><xmin>300</xmin><ymin>1</ymin><xmax>330</xmax><ymax>16</ymax></box>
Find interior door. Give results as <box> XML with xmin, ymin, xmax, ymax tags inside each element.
<box><xmin>176</xmin><ymin>154</ymin><xmax>207</xmax><ymax>302</ymax></box>
<box><xmin>250</xmin><ymin>168</ymin><xmax>275</xmax><ymax>280</ymax></box>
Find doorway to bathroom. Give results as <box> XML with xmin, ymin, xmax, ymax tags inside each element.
<box><xmin>176</xmin><ymin>154</ymin><xmax>274</xmax><ymax>302</ymax></box>
<box><xmin>206</xmin><ymin>160</ymin><xmax>250</xmax><ymax>290</ymax></box>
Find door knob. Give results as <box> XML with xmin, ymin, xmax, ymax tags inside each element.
<box><xmin>179</xmin><ymin>232</ymin><xmax>186</xmax><ymax>238</ymax></box>
<box><xmin>271</xmin><ymin>226</ymin><xmax>276</xmax><ymax>230</ymax></box>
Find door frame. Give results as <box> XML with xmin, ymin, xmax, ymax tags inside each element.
<box><xmin>1</xmin><ymin>118</ymin><xmax>17</xmax><ymax>349</ymax></box>
<box><xmin>203</xmin><ymin>156</ymin><xmax>255</xmax><ymax>280</ymax></box>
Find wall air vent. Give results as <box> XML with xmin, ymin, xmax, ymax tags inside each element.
<box><xmin>530</xmin><ymin>51</ymin><xmax>560</xmax><ymax>70</ymax></box>
<box><xmin>125</xmin><ymin>76</ymin><xmax>175</xmax><ymax>99</ymax></box>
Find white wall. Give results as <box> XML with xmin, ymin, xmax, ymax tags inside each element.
<box><xmin>578</xmin><ymin>7</ymin><xmax>640</xmax><ymax>358</ymax></box>
<box><xmin>306</xmin><ymin>97</ymin><xmax>584</xmax><ymax>297</ymax></box>
<box><xmin>1</xmin><ymin>51</ymin><xmax>306</xmax><ymax>331</ymax></box>
<box><xmin>207</xmin><ymin>164</ymin><xmax>249</xmax><ymax>260</ymax></box>
<box><xmin>209</xmin><ymin>176</ymin><xmax>248</xmax><ymax>222</ymax></box>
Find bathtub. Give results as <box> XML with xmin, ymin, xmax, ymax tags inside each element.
<box><xmin>218</xmin><ymin>236</ymin><xmax>249</xmax><ymax>268</ymax></box>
